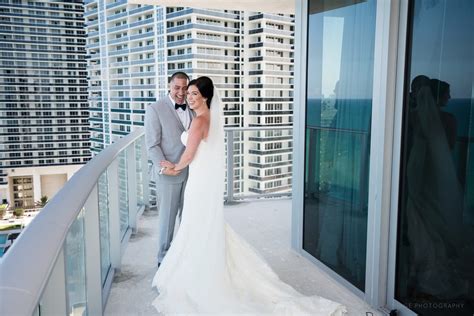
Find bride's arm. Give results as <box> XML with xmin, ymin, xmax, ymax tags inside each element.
<box><xmin>173</xmin><ymin>117</ymin><xmax>205</xmax><ymax>171</ymax></box>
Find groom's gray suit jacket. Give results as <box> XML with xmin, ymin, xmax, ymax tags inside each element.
<box><xmin>145</xmin><ymin>96</ymin><xmax>195</xmax><ymax>184</ymax></box>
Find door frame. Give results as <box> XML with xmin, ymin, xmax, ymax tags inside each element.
<box><xmin>386</xmin><ymin>0</ymin><xmax>419</xmax><ymax>314</ymax></box>
<box><xmin>292</xmin><ymin>0</ymin><xmax>416</xmax><ymax>313</ymax></box>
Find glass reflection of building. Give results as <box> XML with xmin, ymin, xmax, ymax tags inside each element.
<box><xmin>294</xmin><ymin>0</ymin><xmax>473</xmax><ymax>315</ymax></box>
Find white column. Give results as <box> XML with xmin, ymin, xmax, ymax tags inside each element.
<box><xmin>291</xmin><ymin>0</ymin><xmax>308</xmax><ymax>251</ymax></box>
<box><xmin>126</xmin><ymin>143</ymin><xmax>138</xmax><ymax>232</ymax></box>
<box><xmin>226</xmin><ymin>130</ymin><xmax>234</xmax><ymax>203</ymax></box>
<box><xmin>141</xmin><ymin>136</ymin><xmax>150</xmax><ymax>209</ymax></box>
<box><xmin>365</xmin><ymin>0</ymin><xmax>401</xmax><ymax>308</ymax></box>
<box><xmin>84</xmin><ymin>184</ymin><xmax>103</xmax><ymax>315</ymax></box>
<box><xmin>107</xmin><ymin>158</ymin><xmax>121</xmax><ymax>270</ymax></box>
<box><xmin>386</xmin><ymin>1</ymin><xmax>414</xmax><ymax>315</ymax></box>
<box><xmin>33</xmin><ymin>173</ymin><xmax>42</xmax><ymax>203</ymax></box>
<box><xmin>0</xmin><ymin>186</ymin><xmax>8</xmax><ymax>203</ymax></box>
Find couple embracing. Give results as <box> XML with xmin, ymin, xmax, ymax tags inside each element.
<box><xmin>145</xmin><ymin>72</ymin><xmax>346</xmax><ymax>315</ymax></box>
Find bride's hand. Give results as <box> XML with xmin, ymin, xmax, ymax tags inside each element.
<box><xmin>162</xmin><ymin>168</ymin><xmax>181</xmax><ymax>176</ymax></box>
<box><xmin>160</xmin><ymin>160</ymin><xmax>175</xmax><ymax>168</ymax></box>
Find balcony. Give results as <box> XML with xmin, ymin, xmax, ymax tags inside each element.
<box><xmin>105</xmin><ymin>0</ymin><xmax>127</xmax><ymax>10</ymax></box>
<box><xmin>104</xmin><ymin>199</ymin><xmax>378</xmax><ymax>316</ymax></box>
<box><xmin>166</xmin><ymin>8</ymin><xmax>240</xmax><ymax>20</ymax></box>
<box><xmin>0</xmin><ymin>128</ymin><xmax>379</xmax><ymax>316</ymax></box>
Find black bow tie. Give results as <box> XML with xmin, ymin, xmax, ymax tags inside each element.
<box><xmin>175</xmin><ymin>103</ymin><xmax>186</xmax><ymax>111</ymax></box>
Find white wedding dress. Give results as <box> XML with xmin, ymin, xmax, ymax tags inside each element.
<box><xmin>152</xmin><ymin>92</ymin><xmax>347</xmax><ymax>315</ymax></box>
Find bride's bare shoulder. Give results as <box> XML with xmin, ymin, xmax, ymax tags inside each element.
<box><xmin>191</xmin><ymin>115</ymin><xmax>210</xmax><ymax>129</ymax></box>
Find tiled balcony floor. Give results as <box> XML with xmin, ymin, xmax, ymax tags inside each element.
<box><xmin>105</xmin><ymin>198</ymin><xmax>381</xmax><ymax>315</ymax></box>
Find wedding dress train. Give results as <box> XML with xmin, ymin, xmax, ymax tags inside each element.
<box><xmin>152</xmin><ymin>92</ymin><xmax>346</xmax><ymax>315</ymax></box>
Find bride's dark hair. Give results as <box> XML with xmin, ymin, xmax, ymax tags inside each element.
<box><xmin>188</xmin><ymin>76</ymin><xmax>214</xmax><ymax>108</ymax></box>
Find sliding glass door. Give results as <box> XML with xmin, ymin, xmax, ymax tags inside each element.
<box><xmin>394</xmin><ymin>0</ymin><xmax>474</xmax><ymax>314</ymax></box>
<box><xmin>303</xmin><ymin>0</ymin><xmax>376</xmax><ymax>291</ymax></box>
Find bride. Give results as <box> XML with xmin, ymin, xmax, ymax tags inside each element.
<box><xmin>152</xmin><ymin>76</ymin><xmax>347</xmax><ymax>315</ymax></box>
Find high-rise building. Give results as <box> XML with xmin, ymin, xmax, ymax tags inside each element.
<box><xmin>0</xmin><ymin>0</ymin><xmax>91</xmax><ymax>207</ymax></box>
<box><xmin>84</xmin><ymin>1</ymin><xmax>294</xmax><ymax>195</ymax></box>
<box><xmin>243</xmin><ymin>12</ymin><xmax>294</xmax><ymax>194</ymax></box>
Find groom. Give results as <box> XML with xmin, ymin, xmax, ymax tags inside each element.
<box><xmin>145</xmin><ymin>71</ymin><xmax>193</xmax><ymax>267</ymax></box>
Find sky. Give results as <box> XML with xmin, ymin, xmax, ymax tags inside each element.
<box><xmin>306</xmin><ymin>0</ymin><xmax>376</xmax><ymax>100</ymax></box>
<box><xmin>306</xmin><ymin>0</ymin><xmax>473</xmax><ymax>100</ymax></box>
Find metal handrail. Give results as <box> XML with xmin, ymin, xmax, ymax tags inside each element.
<box><xmin>225</xmin><ymin>126</ymin><xmax>292</xmax><ymax>132</ymax></box>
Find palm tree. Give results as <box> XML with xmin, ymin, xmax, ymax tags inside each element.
<box><xmin>0</xmin><ymin>203</ymin><xmax>7</xmax><ymax>219</ymax></box>
<box><xmin>36</xmin><ymin>195</ymin><xmax>49</xmax><ymax>208</ymax></box>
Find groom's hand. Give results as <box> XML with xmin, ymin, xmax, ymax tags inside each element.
<box><xmin>160</xmin><ymin>160</ymin><xmax>175</xmax><ymax>168</ymax></box>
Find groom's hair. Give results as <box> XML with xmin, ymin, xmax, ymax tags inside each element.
<box><xmin>169</xmin><ymin>71</ymin><xmax>189</xmax><ymax>83</ymax></box>
<box><xmin>188</xmin><ymin>76</ymin><xmax>214</xmax><ymax>109</ymax></box>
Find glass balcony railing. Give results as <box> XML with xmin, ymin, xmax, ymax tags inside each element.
<box><xmin>0</xmin><ymin>129</ymin><xmax>148</xmax><ymax>316</ymax></box>
<box><xmin>0</xmin><ymin>126</ymin><xmax>293</xmax><ymax>316</ymax></box>
<box><xmin>223</xmin><ymin>127</ymin><xmax>293</xmax><ymax>201</ymax></box>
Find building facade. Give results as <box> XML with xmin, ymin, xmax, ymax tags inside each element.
<box><xmin>244</xmin><ymin>12</ymin><xmax>294</xmax><ymax>194</ymax></box>
<box><xmin>0</xmin><ymin>0</ymin><xmax>91</xmax><ymax>207</ymax></box>
<box><xmin>84</xmin><ymin>1</ymin><xmax>294</xmax><ymax>196</ymax></box>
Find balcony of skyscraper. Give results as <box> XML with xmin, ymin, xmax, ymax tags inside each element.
<box><xmin>0</xmin><ymin>128</ymin><xmax>379</xmax><ymax>316</ymax></box>
<box><xmin>2</xmin><ymin>0</ymin><xmax>473</xmax><ymax>313</ymax></box>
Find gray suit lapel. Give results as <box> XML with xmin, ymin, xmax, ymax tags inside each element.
<box><xmin>165</xmin><ymin>97</ymin><xmax>185</xmax><ymax>132</ymax></box>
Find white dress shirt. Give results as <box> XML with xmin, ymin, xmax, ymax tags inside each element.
<box><xmin>169</xmin><ymin>94</ymin><xmax>190</xmax><ymax>130</ymax></box>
